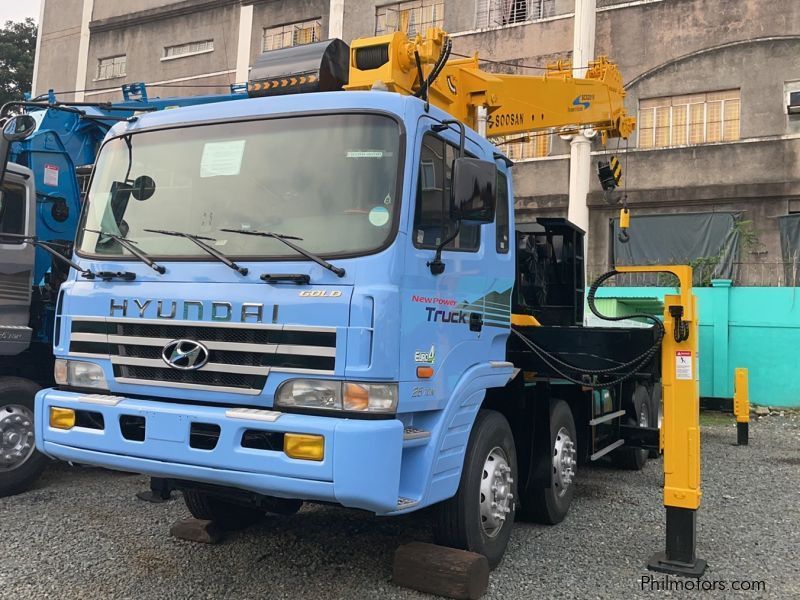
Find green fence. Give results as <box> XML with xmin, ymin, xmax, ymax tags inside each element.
<box><xmin>595</xmin><ymin>281</ymin><xmax>800</xmax><ymax>407</ymax></box>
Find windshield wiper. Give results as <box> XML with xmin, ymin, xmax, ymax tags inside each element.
<box><xmin>144</xmin><ymin>229</ymin><xmax>248</xmax><ymax>276</ymax></box>
<box><xmin>85</xmin><ymin>229</ymin><xmax>165</xmax><ymax>274</ymax></box>
<box><xmin>0</xmin><ymin>234</ymin><xmax>100</xmax><ymax>280</ymax></box>
<box><xmin>220</xmin><ymin>229</ymin><xmax>346</xmax><ymax>278</ymax></box>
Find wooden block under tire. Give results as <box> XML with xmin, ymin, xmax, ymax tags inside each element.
<box><xmin>392</xmin><ymin>542</ymin><xmax>489</xmax><ymax>600</ymax></box>
<box><xmin>169</xmin><ymin>517</ymin><xmax>225</xmax><ymax>544</ymax></box>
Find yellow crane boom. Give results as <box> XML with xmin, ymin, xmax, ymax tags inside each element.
<box><xmin>345</xmin><ymin>28</ymin><xmax>636</xmax><ymax>141</ymax></box>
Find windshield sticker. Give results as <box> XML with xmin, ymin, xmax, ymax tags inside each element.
<box><xmin>369</xmin><ymin>206</ymin><xmax>390</xmax><ymax>227</ymax></box>
<box><xmin>200</xmin><ymin>140</ymin><xmax>246</xmax><ymax>178</ymax></box>
<box><xmin>347</xmin><ymin>151</ymin><xmax>384</xmax><ymax>158</ymax></box>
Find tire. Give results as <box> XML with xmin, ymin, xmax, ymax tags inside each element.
<box><xmin>519</xmin><ymin>399</ymin><xmax>577</xmax><ymax>525</ymax></box>
<box><xmin>648</xmin><ymin>384</ymin><xmax>662</xmax><ymax>459</ymax></box>
<box><xmin>0</xmin><ymin>377</ymin><xmax>48</xmax><ymax>498</ymax></box>
<box><xmin>182</xmin><ymin>489</ymin><xmax>265</xmax><ymax>530</ymax></box>
<box><xmin>433</xmin><ymin>410</ymin><xmax>517</xmax><ymax>569</ymax></box>
<box><xmin>612</xmin><ymin>384</ymin><xmax>650</xmax><ymax>470</ymax></box>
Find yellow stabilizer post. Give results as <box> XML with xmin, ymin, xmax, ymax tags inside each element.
<box><xmin>616</xmin><ymin>266</ymin><xmax>706</xmax><ymax>576</ymax></box>
<box><xmin>733</xmin><ymin>367</ymin><xmax>750</xmax><ymax>445</ymax></box>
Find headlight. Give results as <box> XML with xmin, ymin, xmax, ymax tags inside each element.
<box><xmin>54</xmin><ymin>359</ymin><xmax>108</xmax><ymax>390</ymax></box>
<box><xmin>275</xmin><ymin>379</ymin><xmax>397</xmax><ymax>414</ymax></box>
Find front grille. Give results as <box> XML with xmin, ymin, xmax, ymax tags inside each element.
<box><xmin>69</xmin><ymin>317</ymin><xmax>337</xmax><ymax>394</ymax></box>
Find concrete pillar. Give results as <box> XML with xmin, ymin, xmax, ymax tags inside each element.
<box><xmin>235</xmin><ymin>3</ymin><xmax>255</xmax><ymax>83</ymax></box>
<box><xmin>31</xmin><ymin>0</ymin><xmax>47</xmax><ymax>97</ymax></box>
<box><xmin>567</xmin><ymin>0</ymin><xmax>596</xmax><ymax>301</ymax></box>
<box><xmin>329</xmin><ymin>0</ymin><xmax>345</xmax><ymax>40</ymax></box>
<box><xmin>567</xmin><ymin>0</ymin><xmax>596</xmax><ymax>234</ymax></box>
<box><xmin>74</xmin><ymin>0</ymin><xmax>94</xmax><ymax>102</ymax></box>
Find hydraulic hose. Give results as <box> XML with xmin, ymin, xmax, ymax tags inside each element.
<box><xmin>510</xmin><ymin>270</ymin><xmax>664</xmax><ymax>388</ymax></box>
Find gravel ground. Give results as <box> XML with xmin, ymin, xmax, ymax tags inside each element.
<box><xmin>1</xmin><ymin>412</ymin><xmax>798</xmax><ymax>600</ymax></box>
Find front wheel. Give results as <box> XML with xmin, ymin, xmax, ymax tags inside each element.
<box><xmin>0</xmin><ymin>377</ymin><xmax>47</xmax><ymax>497</ymax></box>
<box><xmin>433</xmin><ymin>410</ymin><xmax>518</xmax><ymax>569</ymax></box>
<box><xmin>182</xmin><ymin>489</ymin><xmax>265</xmax><ymax>530</ymax></box>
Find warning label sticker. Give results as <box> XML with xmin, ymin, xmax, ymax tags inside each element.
<box><xmin>43</xmin><ymin>164</ymin><xmax>59</xmax><ymax>187</ymax></box>
<box><xmin>676</xmin><ymin>350</ymin><xmax>693</xmax><ymax>380</ymax></box>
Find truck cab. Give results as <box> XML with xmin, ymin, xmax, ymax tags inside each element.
<box><xmin>35</xmin><ymin>91</ymin><xmax>520</xmax><ymax>542</ymax></box>
<box><xmin>0</xmin><ymin>163</ymin><xmax>36</xmax><ymax>356</ymax></box>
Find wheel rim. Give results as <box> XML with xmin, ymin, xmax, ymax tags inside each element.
<box><xmin>0</xmin><ymin>404</ymin><xmax>36</xmax><ymax>471</ymax></box>
<box><xmin>479</xmin><ymin>446</ymin><xmax>514</xmax><ymax>538</ymax></box>
<box><xmin>639</xmin><ymin>402</ymin><xmax>650</xmax><ymax>428</ymax></box>
<box><xmin>552</xmin><ymin>427</ymin><xmax>576</xmax><ymax>497</ymax></box>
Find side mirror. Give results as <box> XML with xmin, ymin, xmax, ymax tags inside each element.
<box><xmin>0</xmin><ymin>114</ymin><xmax>37</xmax><ymax>187</ymax></box>
<box><xmin>451</xmin><ymin>157</ymin><xmax>496</xmax><ymax>223</ymax></box>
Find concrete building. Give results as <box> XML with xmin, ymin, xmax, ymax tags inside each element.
<box><xmin>32</xmin><ymin>0</ymin><xmax>800</xmax><ymax>282</ymax></box>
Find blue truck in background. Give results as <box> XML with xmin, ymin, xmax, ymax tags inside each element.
<box><xmin>0</xmin><ymin>85</ymin><xmax>250</xmax><ymax>496</ymax></box>
<box><xmin>16</xmin><ymin>31</ymin><xmax>659</xmax><ymax>565</ymax></box>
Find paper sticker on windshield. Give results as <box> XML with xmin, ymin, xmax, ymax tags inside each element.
<box><xmin>201</xmin><ymin>140</ymin><xmax>246</xmax><ymax>178</ymax></box>
<box><xmin>369</xmin><ymin>206</ymin><xmax>390</xmax><ymax>227</ymax></box>
<box><xmin>347</xmin><ymin>151</ymin><xmax>384</xmax><ymax>158</ymax></box>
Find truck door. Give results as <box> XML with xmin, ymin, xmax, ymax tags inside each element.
<box><xmin>400</xmin><ymin>122</ymin><xmax>513</xmax><ymax>405</ymax></box>
<box><xmin>0</xmin><ymin>174</ymin><xmax>35</xmax><ymax>355</ymax></box>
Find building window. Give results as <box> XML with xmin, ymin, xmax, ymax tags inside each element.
<box><xmin>476</xmin><ymin>0</ymin><xmax>556</xmax><ymax>28</ymax></box>
<box><xmin>96</xmin><ymin>55</ymin><xmax>126</xmax><ymax>80</ymax></box>
<box><xmin>375</xmin><ymin>1</ymin><xmax>444</xmax><ymax>36</ymax></box>
<box><xmin>492</xmin><ymin>132</ymin><xmax>552</xmax><ymax>161</ymax></box>
<box><xmin>638</xmin><ymin>90</ymin><xmax>740</xmax><ymax>149</ymax></box>
<box><xmin>263</xmin><ymin>18</ymin><xmax>322</xmax><ymax>52</ymax></box>
<box><xmin>163</xmin><ymin>40</ymin><xmax>214</xmax><ymax>61</ymax></box>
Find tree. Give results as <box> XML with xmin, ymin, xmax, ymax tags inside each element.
<box><xmin>0</xmin><ymin>19</ymin><xmax>38</xmax><ymax>106</ymax></box>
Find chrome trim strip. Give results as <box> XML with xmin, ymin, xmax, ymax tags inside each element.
<box><xmin>489</xmin><ymin>361</ymin><xmax>514</xmax><ymax>369</ymax></box>
<box><xmin>72</xmin><ymin>316</ymin><xmax>336</xmax><ymax>334</ymax></box>
<box><xmin>110</xmin><ymin>356</ymin><xmax>271</xmax><ymax>376</ymax></box>
<box><xmin>67</xmin><ymin>352</ymin><xmax>107</xmax><ymax>360</ymax></box>
<box><xmin>274</xmin><ymin>345</ymin><xmax>336</xmax><ymax>357</ymax></box>
<box><xmin>72</xmin><ymin>333</ymin><xmax>337</xmax><ymax>357</ymax></box>
<box><xmin>270</xmin><ymin>367</ymin><xmax>335</xmax><ymax>376</ymax></box>
<box><xmin>225</xmin><ymin>408</ymin><xmax>282</xmax><ymax>422</ymax></box>
<box><xmin>115</xmin><ymin>377</ymin><xmax>262</xmax><ymax>395</ymax></box>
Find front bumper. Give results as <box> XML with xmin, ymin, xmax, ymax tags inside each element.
<box><xmin>35</xmin><ymin>389</ymin><xmax>404</xmax><ymax>514</ymax></box>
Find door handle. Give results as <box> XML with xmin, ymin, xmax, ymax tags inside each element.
<box><xmin>469</xmin><ymin>312</ymin><xmax>483</xmax><ymax>332</ymax></box>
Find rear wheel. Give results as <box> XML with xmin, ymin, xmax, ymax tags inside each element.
<box><xmin>433</xmin><ymin>410</ymin><xmax>517</xmax><ymax>569</ymax></box>
<box><xmin>518</xmin><ymin>399</ymin><xmax>577</xmax><ymax>524</ymax></box>
<box><xmin>0</xmin><ymin>377</ymin><xmax>47</xmax><ymax>497</ymax></box>
<box><xmin>612</xmin><ymin>384</ymin><xmax>650</xmax><ymax>470</ymax></box>
<box><xmin>182</xmin><ymin>489</ymin><xmax>265</xmax><ymax>530</ymax></box>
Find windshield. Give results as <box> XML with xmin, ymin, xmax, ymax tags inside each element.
<box><xmin>78</xmin><ymin>113</ymin><xmax>401</xmax><ymax>259</ymax></box>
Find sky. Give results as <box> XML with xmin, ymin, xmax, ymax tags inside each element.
<box><xmin>1</xmin><ymin>0</ymin><xmax>42</xmax><ymax>24</ymax></box>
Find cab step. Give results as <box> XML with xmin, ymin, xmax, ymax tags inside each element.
<box><xmin>590</xmin><ymin>439</ymin><xmax>625</xmax><ymax>461</ymax></box>
<box><xmin>403</xmin><ymin>427</ymin><xmax>431</xmax><ymax>448</ymax></box>
<box><xmin>397</xmin><ymin>497</ymin><xmax>420</xmax><ymax>509</ymax></box>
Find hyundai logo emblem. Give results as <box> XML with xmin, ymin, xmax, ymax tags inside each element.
<box><xmin>162</xmin><ymin>339</ymin><xmax>210</xmax><ymax>370</ymax></box>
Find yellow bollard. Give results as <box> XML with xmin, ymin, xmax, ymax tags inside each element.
<box><xmin>733</xmin><ymin>368</ymin><xmax>750</xmax><ymax>445</ymax></box>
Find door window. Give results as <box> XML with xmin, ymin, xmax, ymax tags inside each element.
<box><xmin>496</xmin><ymin>172</ymin><xmax>510</xmax><ymax>253</ymax></box>
<box><xmin>413</xmin><ymin>134</ymin><xmax>480</xmax><ymax>251</ymax></box>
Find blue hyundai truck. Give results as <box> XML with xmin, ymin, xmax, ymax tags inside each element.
<box><xmin>31</xmin><ymin>31</ymin><xmax>659</xmax><ymax>566</ymax></box>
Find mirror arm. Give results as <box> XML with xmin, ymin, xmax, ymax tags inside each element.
<box><xmin>427</xmin><ymin>221</ymin><xmax>461</xmax><ymax>276</ymax></box>
<box><xmin>432</xmin><ymin>119</ymin><xmax>466</xmax><ymax>158</ymax></box>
